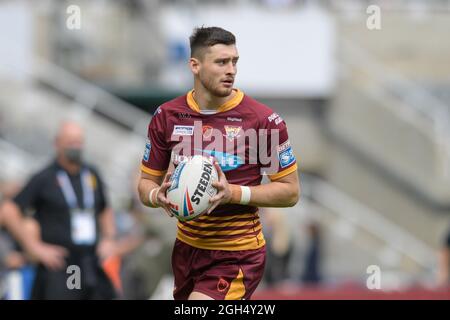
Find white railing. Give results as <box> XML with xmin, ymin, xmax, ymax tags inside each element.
<box><xmin>340</xmin><ymin>39</ymin><xmax>450</xmax><ymax>179</ymax></box>
<box><xmin>0</xmin><ymin>138</ymin><xmax>45</xmax><ymax>181</ymax></box>
<box><xmin>0</xmin><ymin>57</ymin><xmax>150</xmax><ymax>205</ymax></box>
<box><xmin>308</xmin><ymin>175</ymin><xmax>436</xmax><ymax>270</ymax></box>
<box><xmin>34</xmin><ymin>58</ymin><xmax>151</xmax><ymax>136</ymax></box>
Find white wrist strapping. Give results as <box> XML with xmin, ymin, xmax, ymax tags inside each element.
<box><xmin>240</xmin><ymin>186</ymin><xmax>251</xmax><ymax>205</ymax></box>
<box><xmin>149</xmin><ymin>188</ymin><xmax>159</xmax><ymax>207</ymax></box>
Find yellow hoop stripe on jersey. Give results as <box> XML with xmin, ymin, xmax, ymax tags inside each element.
<box><xmin>195</xmin><ymin>213</ymin><xmax>257</xmax><ymax>222</ymax></box>
<box><xmin>183</xmin><ymin>219</ymin><xmax>259</xmax><ymax>229</ymax></box>
<box><xmin>268</xmin><ymin>163</ymin><xmax>298</xmax><ymax>181</ymax></box>
<box><xmin>176</xmin><ymin>229</ymin><xmax>265</xmax><ymax>251</ymax></box>
<box><xmin>177</xmin><ymin>211</ymin><xmax>265</xmax><ymax>250</ymax></box>
<box><xmin>141</xmin><ymin>164</ymin><xmax>167</xmax><ymax>177</ymax></box>
<box><xmin>178</xmin><ymin>222</ymin><xmax>262</xmax><ymax>237</ymax></box>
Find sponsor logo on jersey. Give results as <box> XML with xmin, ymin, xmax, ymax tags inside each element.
<box><xmin>227</xmin><ymin>117</ymin><xmax>242</xmax><ymax>122</ymax></box>
<box><xmin>143</xmin><ymin>139</ymin><xmax>151</xmax><ymax>161</ymax></box>
<box><xmin>268</xmin><ymin>112</ymin><xmax>279</xmax><ymax>122</ymax></box>
<box><xmin>277</xmin><ymin>140</ymin><xmax>296</xmax><ymax>168</ymax></box>
<box><xmin>224</xmin><ymin>125</ymin><xmax>242</xmax><ymax>141</ymax></box>
<box><xmin>277</xmin><ymin>140</ymin><xmax>291</xmax><ymax>152</ymax></box>
<box><xmin>153</xmin><ymin>106</ymin><xmax>162</xmax><ymax>116</ymax></box>
<box><xmin>268</xmin><ymin>112</ymin><xmax>283</xmax><ymax>125</ymax></box>
<box><xmin>173</xmin><ymin>125</ymin><xmax>194</xmax><ymax>136</ymax></box>
<box><xmin>178</xmin><ymin>112</ymin><xmax>191</xmax><ymax>119</ymax></box>
<box><xmin>197</xmin><ymin>149</ymin><xmax>244</xmax><ymax>172</ymax></box>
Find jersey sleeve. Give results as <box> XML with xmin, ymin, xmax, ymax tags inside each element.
<box><xmin>141</xmin><ymin>109</ymin><xmax>171</xmax><ymax>177</ymax></box>
<box><xmin>258</xmin><ymin>111</ymin><xmax>298</xmax><ymax>181</ymax></box>
<box><xmin>12</xmin><ymin>173</ymin><xmax>42</xmax><ymax>215</ymax></box>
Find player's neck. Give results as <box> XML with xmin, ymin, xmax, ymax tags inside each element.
<box><xmin>193</xmin><ymin>85</ymin><xmax>236</xmax><ymax>111</ymax></box>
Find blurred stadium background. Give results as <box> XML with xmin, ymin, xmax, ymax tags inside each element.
<box><xmin>1</xmin><ymin>0</ymin><xmax>450</xmax><ymax>299</ymax></box>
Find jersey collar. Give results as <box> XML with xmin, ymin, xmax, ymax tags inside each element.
<box><xmin>186</xmin><ymin>88</ymin><xmax>244</xmax><ymax>114</ymax></box>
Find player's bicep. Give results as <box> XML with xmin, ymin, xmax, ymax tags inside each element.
<box><xmin>272</xmin><ymin>169</ymin><xmax>299</xmax><ymax>186</ymax></box>
<box><xmin>270</xmin><ymin>170</ymin><xmax>300</xmax><ymax>206</ymax></box>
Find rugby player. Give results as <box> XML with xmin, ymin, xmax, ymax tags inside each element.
<box><xmin>138</xmin><ymin>26</ymin><xmax>300</xmax><ymax>300</ymax></box>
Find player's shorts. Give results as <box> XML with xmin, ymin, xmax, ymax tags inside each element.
<box><xmin>172</xmin><ymin>238</ymin><xmax>266</xmax><ymax>300</ymax></box>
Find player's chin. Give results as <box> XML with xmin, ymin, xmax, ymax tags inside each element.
<box><xmin>213</xmin><ymin>85</ymin><xmax>233</xmax><ymax>97</ymax></box>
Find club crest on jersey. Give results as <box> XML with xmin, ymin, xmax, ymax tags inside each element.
<box><xmin>217</xmin><ymin>278</ymin><xmax>230</xmax><ymax>292</ymax></box>
<box><xmin>223</xmin><ymin>126</ymin><xmax>241</xmax><ymax>141</ymax></box>
<box><xmin>202</xmin><ymin>125</ymin><xmax>214</xmax><ymax>139</ymax></box>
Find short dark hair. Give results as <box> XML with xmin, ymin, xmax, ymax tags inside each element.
<box><xmin>189</xmin><ymin>26</ymin><xmax>236</xmax><ymax>58</ymax></box>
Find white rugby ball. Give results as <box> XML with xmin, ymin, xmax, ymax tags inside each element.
<box><xmin>166</xmin><ymin>155</ymin><xmax>218</xmax><ymax>221</ymax></box>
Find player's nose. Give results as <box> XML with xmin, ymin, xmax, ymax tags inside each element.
<box><xmin>226</xmin><ymin>62</ymin><xmax>236</xmax><ymax>75</ymax></box>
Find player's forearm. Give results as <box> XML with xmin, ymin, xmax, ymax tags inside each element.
<box><xmin>138</xmin><ymin>178</ymin><xmax>160</xmax><ymax>207</ymax></box>
<box><xmin>229</xmin><ymin>181</ymin><xmax>300</xmax><ymax>208</ymax></box>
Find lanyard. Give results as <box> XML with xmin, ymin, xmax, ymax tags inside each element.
<box><xmin>57</xmin><ymin>169</ymin><xmax>94</xmax><ymax>210</ymax></box>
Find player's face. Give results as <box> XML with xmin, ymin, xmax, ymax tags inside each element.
<box><xmin>196</xmin><ymin>44</ymin><xmax>239</xmax><ymax>97</ymax></box>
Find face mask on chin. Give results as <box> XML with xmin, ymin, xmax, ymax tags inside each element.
<box><xmin>64</xmin><ymin>148</ymin><xmax>83</xmax><ymax>165</ymax></box>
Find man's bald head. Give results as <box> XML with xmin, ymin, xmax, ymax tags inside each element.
<box><xmin>55</xmin><ymin>121</ymin><xmax>85</xmax><ymax>165</ymax></box>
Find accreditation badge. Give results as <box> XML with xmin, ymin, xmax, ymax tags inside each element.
<box><xmin>70</xmin><ymin>208</ymin><xmax>96</xmax><ymax>245</ymax></box>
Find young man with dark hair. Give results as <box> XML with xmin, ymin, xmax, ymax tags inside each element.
<box><xmin>138</xmin><ymin>26</ymin><xmax>300</xmax><ymax>300</ymax></box>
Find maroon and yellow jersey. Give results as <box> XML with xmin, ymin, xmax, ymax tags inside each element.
<box><xmin>141</xmin><ymin>88</ymin><xmax>298</xmax><ymax>251</ymax></box>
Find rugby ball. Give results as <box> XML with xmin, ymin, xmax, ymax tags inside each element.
<box><xmin>166</xmin><ymin>155</ymin><xmax>219</xmax><ymax>221</ymax></box>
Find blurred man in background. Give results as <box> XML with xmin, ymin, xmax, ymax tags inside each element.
<box><xmin>0</xmin><ymin>121</ymin><xmax>117</xmax><ymax>299</ymax></box>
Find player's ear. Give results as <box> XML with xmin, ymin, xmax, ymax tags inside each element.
<box><xmin>189</xmin><ymin>57</ymin><xmax>200</xmax><ymax>75</ymax></box>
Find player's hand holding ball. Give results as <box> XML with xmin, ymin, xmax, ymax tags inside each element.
<box><xmin>165</xmin><ymin>155</ymin><xmax>222</xmax><ymax>221</ymax></box>
<box><xmin>207</xmin><ymin>160</ymin><xmax>232</xmax><ymax>214</ymax></box>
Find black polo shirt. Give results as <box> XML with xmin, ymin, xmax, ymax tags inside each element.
<box><xmin>446</xmin><ymin>229</ymin><xmax>450</xmax><ymax>248</ymax></box>
<box><xmin>13</xmin><ymin>161</ymin><xmax>108</xmax><ymax>251</ymax></box>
